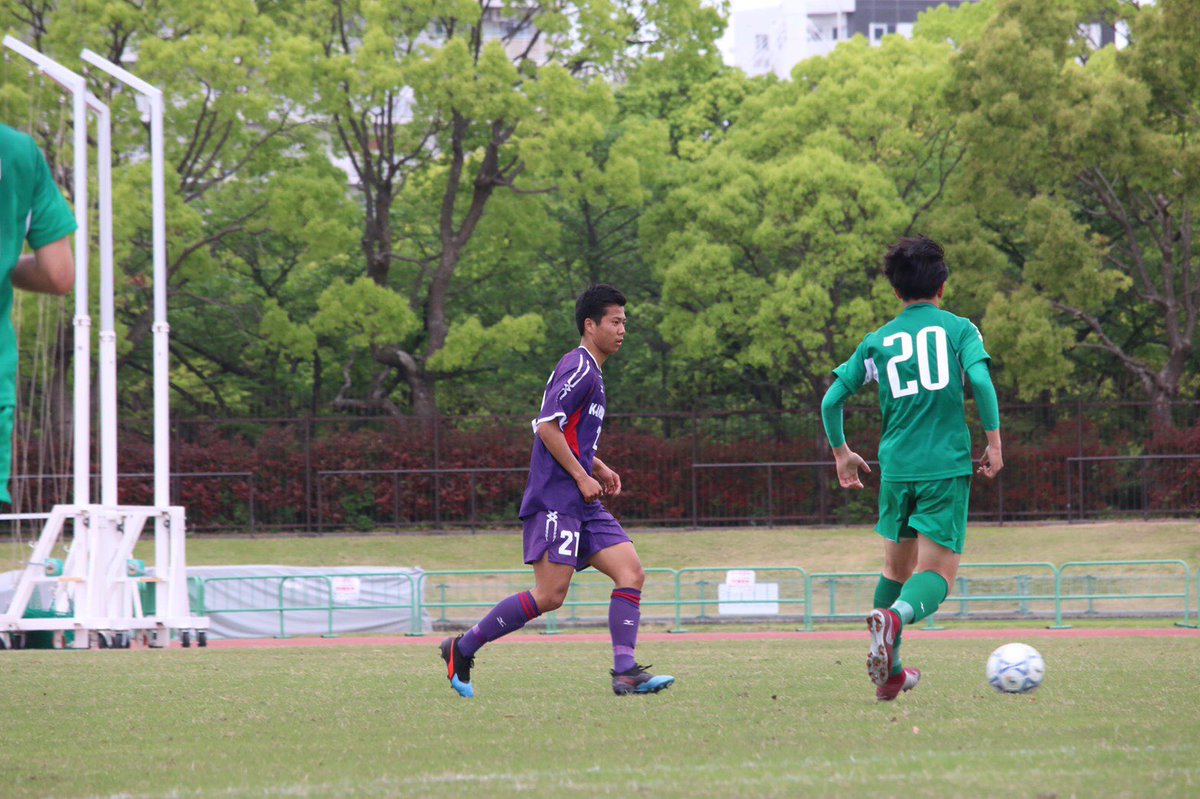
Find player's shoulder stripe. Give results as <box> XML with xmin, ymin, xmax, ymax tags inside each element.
<box><xmin>566</xmin><ymin>350</ymin><xmax>591</xmax><ymax>386</ymax></box>
<box><xmin>553</xmin><ymin>348</ymin><xmax>585</xmax><ymax>378</ymax></box>
<box><xmin>554</xmin><ymin>350</ymin><xmax>592</xmax><ymax>400</ymax></box>
<box><xmin>577</xmin><ymin>346</ymin><xmax>601</xmax><ymax>371</ymax></box>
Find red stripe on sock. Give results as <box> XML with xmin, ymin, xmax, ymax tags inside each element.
<box><xmin>519</xmin><ymin>592</ymin><xmax>539</xmax><ymax>620</ymax></box>
<box><xmin>612</xmin><ymin>591</ymin><xmax>641</xmax><ymax>606</ymax></box>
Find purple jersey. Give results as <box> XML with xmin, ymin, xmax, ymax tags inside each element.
<box><xmin>518</xmin><ymin>347</ymin><xmax>606</xmax><ymax>520</ymax></box>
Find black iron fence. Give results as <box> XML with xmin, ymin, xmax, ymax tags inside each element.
<box><xmin>6</xmin><ymin>401</ymin><xmax>1199</xmax><ymax>532</ymax></box>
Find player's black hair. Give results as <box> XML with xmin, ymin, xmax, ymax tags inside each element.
<box><xmin>575</xmin><ymin>284</ymin><xmax>626</xmax><ymax>335</ymax></box>
<box><xmin>883</xmin><ymin>236</ymin><xmax>949</xmax><ymax>300</ymax></box>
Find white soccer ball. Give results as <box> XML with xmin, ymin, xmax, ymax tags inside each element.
<box><xmin>986</xmin><ymin>642</ymin><xmax>1045</xmax><ymax>694</ymax></box>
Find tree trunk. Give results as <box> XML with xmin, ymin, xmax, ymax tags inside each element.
<box><xmin>1148</xmin><ymin>392</ymin><xmax>1177</xmax><ymax>441</ymax></box>
<box><xmin>409</xmin><ymin>373</ymin><xmax>438</xmax><ymax>420</ymax></box>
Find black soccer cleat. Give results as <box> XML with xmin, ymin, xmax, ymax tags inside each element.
<box><xmin>439</xmin><ymin>635</ymin><xmax>475</xmax><ymax>698</ymax></box>
<box><xmin>611</xmin><ymin>663</ymin><xmax>675</xmax><ymax>695</ymax></box>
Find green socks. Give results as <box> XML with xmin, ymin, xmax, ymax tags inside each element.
<box><xmin>873</xmin><ymin>576</ymin><xmax>903</xmax><ymax>609</ymax></box>
<box><xmin>891</xmin><ymin>571</ymin><xmax>949</xmax><ymax>625</ymax></box>
<box><xmin>876</xmin><ymin>573</ymin><xmax>949</xmax><ymax>676</ymax></box>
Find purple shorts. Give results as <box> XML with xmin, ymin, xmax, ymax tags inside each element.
<box><xmin>522</xmin><ymin>506</ymin><xmax>631</xmax><ymax>572</ymax></box>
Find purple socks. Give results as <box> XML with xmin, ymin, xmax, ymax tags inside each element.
<box><xmin>457</xmin><ymin>586</ymin><xmax>642</xmax><ymax>671</ymax></box>
<box><xmin>609</xmin><ymin>587</ymin><xmax>642</xmax><ymax>673</ymax></box>
<box><xmin>458</xmin><ymin>590</ymin><xmax>540</xmax><ymax>658</ymax></box>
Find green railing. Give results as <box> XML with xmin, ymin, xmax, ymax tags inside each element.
<box><xmin>188</xmin><ymin>560</ymin><xmax>1200</xmax><ymax>639</ymax></box>
<box><xmin>1052</xmin><ymin>560</ymin><xmax>1194</xmax><ymax>629</ymax></box>
<box><xmin>193</xmin><ymin>571</ymin><xmax>420</xmax><ymax>638</ymax></box>
<box><xmin>417</xmin><ymin>568</ymin><xmax>677</xmax><ymax>635</ymax></box>
<box><xmin>807</xmin><ymin>572</ymin><xmax>879</xmax><ymax>627</ymax></box>
<box><xmin>922</xmin><ymin>562</ymin><xmax>1060</xmax><ymax>630</ymax></box>
<box><xmin>669</xmin><ymin>567</ymin><xmax>809</xmax><ymax>633</ymax></box>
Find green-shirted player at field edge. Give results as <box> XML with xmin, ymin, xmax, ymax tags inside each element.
<box><xmin>821</xmin><ymin>235</ymin><xmax>1003</xmax><ymax>701</ymax></box>
<box><xmin>0</xmin><ymin>124</ymin><xmax>77</xmax><ymax>503</ymax></box>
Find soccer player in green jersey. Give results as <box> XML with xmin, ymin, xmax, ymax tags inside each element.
<box><xmin>821</xmin><ymin>235</ymin><xmax>1003</xmax><ymax>701</ymax></box>
<box><xmin>0</xmin><ymin>124</ymin><xmax>77</xmax><ymax>503</ymax></box>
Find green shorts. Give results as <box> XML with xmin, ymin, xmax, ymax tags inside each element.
<box><xmin>875</xmin><ymin>475</ymin><xmax>971</xmax><ymax>554</ymax></box>
<box><xmin>0</xmin><ymin>405</ymin><xmax>11</xmax><ymax>504</ymax></box>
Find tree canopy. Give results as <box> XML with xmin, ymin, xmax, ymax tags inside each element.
<box><xmin>2</xmin><ymin>0</ymin><xmax>1195</xmax><ymax>428</ymax></box>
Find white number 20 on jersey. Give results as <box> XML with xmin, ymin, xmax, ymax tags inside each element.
<box><xmin>882</xmin><ymin>326</ymin><xmax>950</xmax><ymax>398</ymax></box>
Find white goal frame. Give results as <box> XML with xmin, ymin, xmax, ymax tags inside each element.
<box><xmin>0</xmin><ymin>38</ymin><xmax>208</xmax><ymax>649</ymax></box>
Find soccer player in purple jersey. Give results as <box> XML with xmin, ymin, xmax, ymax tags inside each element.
<box><xmin>440</xmin><ymin>284</ymin><xmax>674</xmax><ymax>698</ymax></box>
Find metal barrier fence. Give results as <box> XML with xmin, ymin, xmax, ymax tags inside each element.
<box><xmin>193</xmin><ymin>571</ymin><xmax>421</xmax><ymax>638</ymax></box>
<box><xmin>1066</xmin><ymin>455</ymin><xmax>1200</xmax><ymax>522</ymax></box>
<box><xmin>1051</xmin><ymin>560</ymin><xmax>1193</xmax><ymax>629</ymax></box>
<box><xmin>315</xmin><ymin>467</ymin><xmax>527</xmax><ymax>533</ymax></box>
<box><xmin>11</xmin><ymin>401</ymin><xmax>1195</xmax><ymax>532</ymax></box>
<box><xmin>303</xmin><ymin>453</ymin><xmax>1197</xmax><ymax>531</ymax></box>
<box><xmin>9</xmin><ymin>471</ymin><xmax>258</xmax><ymax>536</ymax></box>
<box><xmin>186</xmin><ymin>560</ymin><xmax>1199</xmax><ymax>639</ymax></box>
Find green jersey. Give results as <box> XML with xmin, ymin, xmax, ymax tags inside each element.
<box><xmin>0</xmin><ymin>124</ymin><xmax>77</xmax><ymax>404</ymax></box>
<box><xmin>832</xmin><ymin>302</ymin><xmax>990</xmax><ymax>481</ymax></box>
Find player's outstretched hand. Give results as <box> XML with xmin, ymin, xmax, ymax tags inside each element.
<box><xmin>833</xmin><ymin>446</ymin><xmax>871</xmax><ymax>490</ymax></box>
<box><xmin>977</xmin><ymin>445</ymin><xmax>1004</xmax><ymax>479</ymax></box>
<box><xmin>577</xmin><ymin>473</ymin><xmax>604</xmax><ymax>503</ymax></box>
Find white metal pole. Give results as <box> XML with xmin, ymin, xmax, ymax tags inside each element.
<box><xmin>80</xmin><ymin>50</ymin><xmax>169</xmax><ymax>510</ymax></box>
<box><xmin>72</xmin><ymin>85</ymin><xmax>90</xmax><ymax>509</ymax></box>
<box><xmin>80</xmin><ymin>50</ymin><xmax>176</xmax><ymax>627</ymax></box>
<box><xmin>149</xmin><ymin>91</ymin><xmax>169</xmax><ymax>510</ymax></box>
<box><xmin>2</xmin><ymin>36</ymin><xmax>91</xmax><ymax>507</ymax></box>
<box><xmin>87</xmin><ymin>93</ymin><xmax>118</xmax><ymax>507</ymax></box>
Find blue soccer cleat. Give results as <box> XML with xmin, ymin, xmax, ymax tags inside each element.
<box><xmin>439</xmin><ymin>635</ymin><xmax>475</xmax><ymax>698</ymax></box>
<box><xmin>611</xmin><ymin>663</ymin><xmax>675</xmax><ymax>695</ymax></box>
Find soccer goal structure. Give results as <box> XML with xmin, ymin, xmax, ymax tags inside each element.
<box><xmin>0</xmin><ymin>39</ymin><xmax>208</xmax><ymax>649</ymax></box>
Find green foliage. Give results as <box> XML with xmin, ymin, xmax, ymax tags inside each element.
<box><xmin>948</xmin><ymin>0</ymin><xmax>1200</xmax><ymax>429</ymax></box>
<box><xmin>5</xmin><ymin>0</ymin><xmax>1197</xmax><ymax>421</ymax></box>
<box><xmin>428</xmin><ymin>313</ymin><xmax>547</xmax><ymax>374</ymax></box>
<box><xmin>650</xmin><ymin>35</ymin><xmax>958</xmax><ymax>406</ymax></box>
<box><xmin>312</xmin><ymin>277</ymin><xmax>421</xmax><ymax>350</ymax></box>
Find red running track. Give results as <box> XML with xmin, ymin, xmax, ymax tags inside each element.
<box><xmin>198</xmin><ymin>627</ymin><xmax>1200</xmax><ymax>650</ymax></box>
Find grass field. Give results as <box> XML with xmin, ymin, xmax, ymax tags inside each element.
<box><xmin>5</xmin><ymin>520</ymin><xmax>1196</xmax><ymax>574</ymax></box>
<box><xmin>2</xmin><ymin>521</ymin><xmax>1198</xmax><ymax>798</ymax></box>
<box><xmin>1</xmin><ymin>636</ymin><xmax>1198</xmax><ymax>798</ymax></box>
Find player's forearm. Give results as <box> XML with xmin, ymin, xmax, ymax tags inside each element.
<box><xmin>821</xmin><ymin>379</ymin><xmax>854</xmax><ymax>449</ymax></box>
<box><xmin>535</xmin><ymin>422</ymin><xmax>589</xmax><ymax>481</ymax></box>
<box><xmin>966</xmin><ymin>361</ymin><xmax>1000</xmax><ymax>431</ymax></box>
<box><xmin>985</xmin><ymin>428</ymin><xmax>1002</xmax><ymax>452</ymax></box>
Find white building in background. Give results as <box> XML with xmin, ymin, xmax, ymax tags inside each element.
<box><xmin>722</xmin><ymin>0</ymin><xmax>971</xmax><ymax>79</ymax></box>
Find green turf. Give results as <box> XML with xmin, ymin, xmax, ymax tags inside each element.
<box><xmin>1</xmin><ymin>637</ymin><xmax>1197</xmax><ymax>798</ymax></box>
<box><xmin>4</xmin><ymin>520</ymin><xmax>1196</xmax><ymax>574</ymax></box>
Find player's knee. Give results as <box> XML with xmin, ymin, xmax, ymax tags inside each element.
<box><xmin>620</xmin><ymin>564</ymin><xmax>645</xmax><ymax>590</ymax></box>
<box><xmin>533</xmin><ymin>587</ymin><xmax>567</xmax><ymax>612</ymax></box>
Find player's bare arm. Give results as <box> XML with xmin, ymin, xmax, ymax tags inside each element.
<box><xmin>13</xmin><ymin>237</ymin><xmax>73</xmax><ymax>295</ymax></box>
<box><xmin>977</xmin><ymin>429</ymin><xmax>1003</xmax><ymax>479</ymax></box>
<box><xmin>592</xmin><ymin>456</ymin><xmax>621</xmax><ymax>497</ymax></box>
<box><xmin>832</xmin><ymin>443</ymin><xmax>871</xmax><ymax>489</ymax></box>
<box><xmin>535</xmin><ymin>420</ymin><xmax>603</xmax><ymax>502</ymax></box>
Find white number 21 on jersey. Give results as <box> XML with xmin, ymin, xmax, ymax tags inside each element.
<box><xmin>882</xmin><ymin>326</ymin><xmax>950</xmax><ymax>397</ymax></box>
